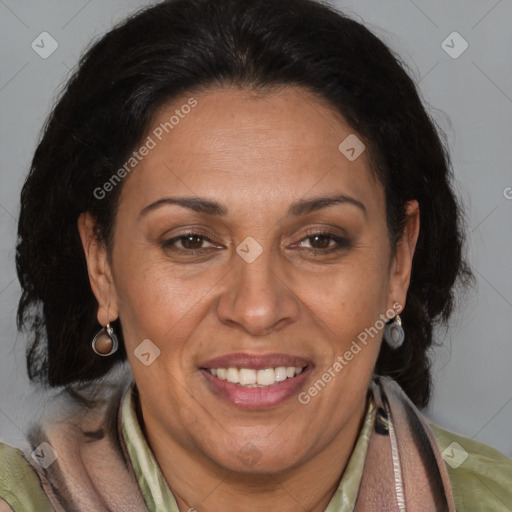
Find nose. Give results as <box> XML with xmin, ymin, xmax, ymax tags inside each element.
<box><xmin>216</xmin><ymin>243</ymin><xmax>300</xmax><ymax>336</ymax></box>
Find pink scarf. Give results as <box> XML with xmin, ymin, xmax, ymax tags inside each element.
<box><xmin>27</xmin><ymin>376</ymin><xmax>455</xmax><ymax>511</ymax></box>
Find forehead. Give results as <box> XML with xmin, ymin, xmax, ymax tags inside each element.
<box><xmin>119</xmin><ymin>86</ymin><xmax>383</xmax><ymax>215</ymax></box>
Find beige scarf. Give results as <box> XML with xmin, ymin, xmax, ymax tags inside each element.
<box><xmin>355</xmin><ymin>377</ymin><xmax>455</xmax><ymax>511</ymax></box>
<box><xmin>26</xmin><ymin>375</ymin><xmax>455</xmax><ymax>511</ymax></box>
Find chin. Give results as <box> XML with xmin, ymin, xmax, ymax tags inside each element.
<box><xmin>206</xmin><ymin>437</ymin><xmax>306</xmax><ymax>475</ymax></box>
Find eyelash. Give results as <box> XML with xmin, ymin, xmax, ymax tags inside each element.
<box><xmin>161</xmin><ymin>231</ymin><xmax>221</xmax><ymax>255</ymax></box>
<box><xmin>296</xmin><ymin>230</ymin><xmax>351</xmax><ymax>253</ymax></box>
<box><xmin>161</xmin><ymin>230</ymin><xmax>351</xmax><ymax>256</ymax></box>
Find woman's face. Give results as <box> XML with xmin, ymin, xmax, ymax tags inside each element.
<box><xmin>80</xmin><ymin>85</ymin><xmax>418</xmax><ymax>474</ymax></box>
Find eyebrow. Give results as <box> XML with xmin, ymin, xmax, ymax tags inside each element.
<box><xmin>138</xmin><ymin>193</ymin><xmax>366</xmax><ymax>219</ymax></box>
<box><xmin>287</xmin><ymin>193</ymin><xmax>366</xmax><ymax>217</ymax></box>
<box><xmin>139</xmin><ymin>197</ymin><xmax>227</xmax><ymax>219</ymax></box>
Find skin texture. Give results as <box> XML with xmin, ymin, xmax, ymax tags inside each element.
<box><xmin>78</xmin><ymin>86</ymin><xmax>420</xmax><ymax>512</ymax></box>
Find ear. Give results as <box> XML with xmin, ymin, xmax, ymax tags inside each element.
<box><xmin>387</xmin><ymin>200</ymin><xmax>420</xmax><ymax>312</ymax></box>
<box><xmin>77</xmin><ymin>212</ymin><xmax>118</xmax><ymax>326</ymax></box>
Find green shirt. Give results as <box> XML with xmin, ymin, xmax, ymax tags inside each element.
<box><xmin>1</xmin><ymin>382</ymin><xmax>511</xmax><ymax>511</ymax></box>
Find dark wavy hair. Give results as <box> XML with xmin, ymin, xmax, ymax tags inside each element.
<box><xmin>16</xmin><ymin>0</ymin><xmax>473</xmax><ymax>407</ymax></box>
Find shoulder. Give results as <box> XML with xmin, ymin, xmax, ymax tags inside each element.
<box><xmin>0</xmin><ymin>442</ymin><xmax>54</xmax><ymax>512</ymax></box>
<box><xmin>430</xmin><ymin>423</ymin><xmax>512</xmax><ymax>512</ymax></box>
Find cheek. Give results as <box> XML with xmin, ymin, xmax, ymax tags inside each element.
<box><xmin>297</xmin><ymin>259</ymin><xmax>388</xmax><ymax>408</ymax></box>
<box><xmin>302</xmin><ymin>247</ymin><xmax>390</xmax><ymax>332</ymax></box>
<box><xmin>112</xmin><ymin>245</ymin><xmax>225</xmax><ymax>349</ymax></box>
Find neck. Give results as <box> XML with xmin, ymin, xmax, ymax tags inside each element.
<box><xmin>137</xmin><ymin>397</ymin><xmax>368</xmax><ymax>512</ymax></box>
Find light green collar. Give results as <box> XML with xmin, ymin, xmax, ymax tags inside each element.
<box><xmin>324</xmin><ymin>398</ymin><xmax>375</xmax><ymax>511</ymax></box>
<box><xmin>120</xmin><ymin>382</ymin><xmax>374</xmax><ymax>512</ymax></box>
<box><xmin>120</xmin><ymin>383</ymin><xmax>181</xmax><ymax>511</ymax></box>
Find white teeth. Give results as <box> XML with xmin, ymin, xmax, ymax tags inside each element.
<box><xmin>257</xmin><ymin>368</ymin><xmax>275</xmax><ymax>386</ymax></box>
<box><xmin>207</xmin><ymin>366</ymin><xmax>306</xmax><ymax>387</ymax></box>
<box><xmin>239</xmin><ymin>368</ymin><xmax>257</xmax><ymax>385</ymax></box>
<box><xmin>226</xmin><ymin>368</ymin><xmax>239</xmax><ymax>383</ymax></box>
<box><xmin>274</xmin><ymin>367</ymin><xmax>288</xmax><ymax>382</ymax></box>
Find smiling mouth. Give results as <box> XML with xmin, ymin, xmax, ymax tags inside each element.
<box><xmin>203</xmin><ymin>366</ymin><xmax>307</xmax><ymax>388</ymax></box>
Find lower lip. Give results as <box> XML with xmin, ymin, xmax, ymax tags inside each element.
<box><xmin>200</xmin><ymin>367</ymin><xmax>312</xmax><ymax>409</ymax></box>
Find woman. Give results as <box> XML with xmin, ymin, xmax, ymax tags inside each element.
<box><xmin>0</xmin><ymin>0</ymin><xmax>511</xmax><ymax>510</ymax></box>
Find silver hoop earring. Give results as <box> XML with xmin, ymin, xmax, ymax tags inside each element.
<box><xmin>92</xmin><ymin>322</ymin><xmax>119</xmax><ymax>356</ymax></box>
<box><xmin>384</xmin><ymin>303</ymin><xmax>404</xmax><ymax>349</ymax></box>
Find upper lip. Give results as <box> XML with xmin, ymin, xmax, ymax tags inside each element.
<box><xmin>200</xmin><ymin>352</ymin><xmax>313</xmax><ymax>370</ymax></box>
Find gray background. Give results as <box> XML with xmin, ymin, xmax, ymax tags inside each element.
<box><xmin>1</xmin><ymin>0</ymin><xmax>511</xmax><ymax>458</ymax></box>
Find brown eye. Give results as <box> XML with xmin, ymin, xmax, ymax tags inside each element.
<box><xmin>308</xmin><ymin>234</ymin><xmax>332</xmax><ymax>249</ymax></box>
<box><xmin>296</xmin><ymin>231</ymin><xmax>351</xmax><ymax>253</ymax></box>
<box><xmin>180</xmin><ymin>234</ymin><xmax>205</xmax><ymax>249</ymax></box>
<box><xmin>161</xmin><ymin>231</ymin><xmax>220</xmax><ymax>255</ymax></box>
